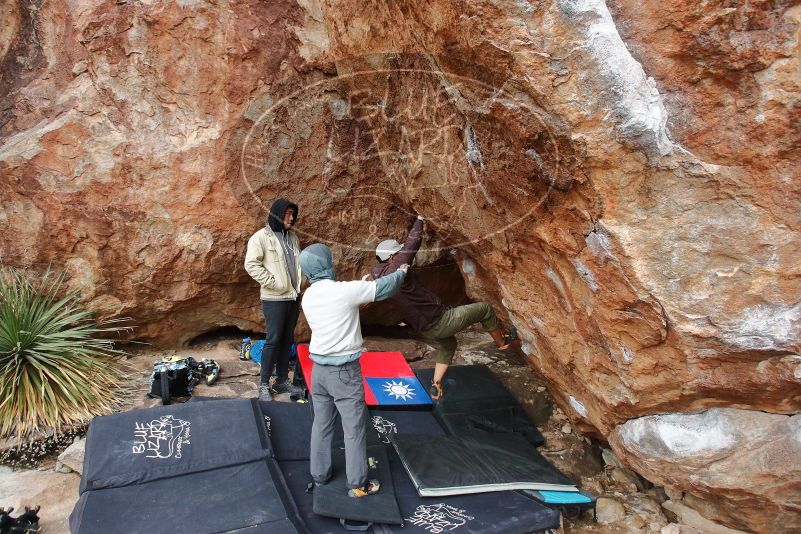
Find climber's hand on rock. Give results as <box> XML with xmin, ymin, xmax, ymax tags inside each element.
<box><xmin>361</xmin><ymin>273</ymin><xmax>372</xmax><ymax>281</ymax></box>
<box><xmin>398</xmin><ymin>263</ymin><xmax>410</xmax><ymax>274</ymax></box>
<box><xmin>417</xmin><ymin>214</ymin><xmax>425</xmax><ymax>221</ymax></box>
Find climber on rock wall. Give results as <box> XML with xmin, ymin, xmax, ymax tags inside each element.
<box><xmin>370</xmin><ymin>215</ymin><xmax>522</xmax><ymax>400</ymax></box>
<box><xmin>244</xmin><ymin>197</ymin><xmax>305</xmax><ymax>401</ymax></box>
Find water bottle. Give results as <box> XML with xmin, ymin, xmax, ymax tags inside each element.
<box><xmin>240</xmin><ymin>337</ymin><xmax>252</xmax><ymax>361</ymax></box>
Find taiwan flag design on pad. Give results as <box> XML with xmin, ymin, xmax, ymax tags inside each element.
<box><xmin>363</xmin><ymin>376</ymin><xmax>430</xmax><ymax>405</ymax></box>
<box><xmin>297</xmin><ymin>344</ymin><xmax>432</xmax><ymax>406</ymax></box>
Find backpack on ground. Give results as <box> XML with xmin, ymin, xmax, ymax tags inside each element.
<box><xmin>147</xmin><ymin>356</ymin><xmax>221</xmax><ymax>405</ymax></box>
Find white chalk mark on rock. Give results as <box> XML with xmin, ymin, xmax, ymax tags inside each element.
<box><xmin>569</xmin><ymin>395</ymin><xmax>588</xmax><ymax>417</ymax></box>
<box><xmin>557</xmin><ymin>0</ymin><xmax>673</xmax><ymax>156</ymax></box>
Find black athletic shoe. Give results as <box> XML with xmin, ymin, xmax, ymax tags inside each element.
<box><xmin>258</xmin><ymin>384</ymin><xmax>273</xmax><ymax>401</ymax></box>
<box><xmin>272</xmin><ymin>379</ymin><xmax>304</xmax><ymax>397</ymax></box>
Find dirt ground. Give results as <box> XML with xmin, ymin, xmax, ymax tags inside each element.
<box><xmin>1</xmin><ymin>328</ymin><xmax>666</xmax><ymax>533</ymax></box>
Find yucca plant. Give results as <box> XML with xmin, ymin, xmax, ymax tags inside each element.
<box><xmin>0</xmin><ymin>267</ymin><xmax>131</xmax><ymax>440</ymax></box>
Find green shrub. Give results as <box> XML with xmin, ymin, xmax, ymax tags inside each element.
<box><xmin>0</xmin><ymin>267</ymin><xmax>131</xmax><ymax>440</ymax></box>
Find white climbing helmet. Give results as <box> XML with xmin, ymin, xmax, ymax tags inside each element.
<box><xmin>375</xmin><ymin>239</ymin><xmax>403</xmax><ymax>261</ymax></box>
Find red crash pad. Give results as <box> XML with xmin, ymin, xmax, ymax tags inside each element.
<box><xmin>297</xmin><ymin>344</ymin><xmax>431</xmax><ymax>406</ymax></box>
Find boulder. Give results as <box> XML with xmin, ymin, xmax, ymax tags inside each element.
<box><xmin>609</xmin><ymin>408</ymin><xmax>801</xmax><ymax>532</ymax></box>
<box><xmin>56</xmin><ymin>438</ymin><xmax>85</xmax><ymax>475</ymax></box>
<box><xmin>611</xmin><ymin>467</ymin><xmax>646</xmax><ymax>494</ymax></box>
<box><xmin>0</xmin><ymin>0</ymin><xmax>463</xmax><ymax>346</ymax></box>
<box><xmin>316</xmin><ymin>0</ymin><xmax>801</xmax><ymax>435</ymax></box>
<box><xmin>661</xmin><ymin>501</ymin><xmax>748</xmax><ymax>534</ymax></box>
<box><xmin>623</xmin><ymin>493</ymin><xmax>669</xmax><ymax>532</ymax></box>
<box><xmin>661</xmin><ymin>525</ymin><xmax>701</xmax><ymax>534</ymax></box>
<box><xmin>596</xmin><ymin>496</ymin><xmax>626</xmax><ymax>524</ymax></box>
<box><xmin>1</xmin><ymin>0</ymin><xmax>799</xmax><ymax>528</ymax></box>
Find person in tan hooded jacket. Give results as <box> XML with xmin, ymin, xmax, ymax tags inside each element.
<box><xmin>245</xmin><ymin>198</ymin><xmax>304</xmax><ymax>401</ymax></box>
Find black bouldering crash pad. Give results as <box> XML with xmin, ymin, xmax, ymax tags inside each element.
<box><xmin>71</xmin><ymin>461</ymin><xmax>298</xmax><ymax>534</ymax></box>
<box><xmin>392</xmin><ymin>432</ymin><xmax>577</xmax><ymax>496</ymax></box>
<box><xmin>71</xmin><ymin>399</ymin><xmax>304</xmax><ymax>534</ymax></box>
<box><xmin>80</xmin><ymin>398</ymin><xmax>268</xmax><ymax>494</ymax></box>
<box><xmin>386</xmin><ymin>449</ymin><xmax>562</xmax><ymax>534</ymax></box>
<box><xmin>312</xmin><ymin>444</ymin><xmax>402</xmax><ymax>526</ymax></box>
<box><xmin>415</xmin><ymin>365</ymin><xmax>545</xmax><ymax>447</ymax></box>
<box><xmin>259</xmin><ymin>399</ymin><xmax>314</xmax><ymax>460</ymax></box>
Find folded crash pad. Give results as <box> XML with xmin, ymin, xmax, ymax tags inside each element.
<box><xmin>248</xmin><ymin>340</ymin><xmax>298</xmax><ymax>368</ymax></box>
<box><xmin>386</xmin><ymin>447</ymin><xmax>561</xmax><ymax>534</ymax></box>
<box><xmin>79</xmin><ymin>398</ymin><xmax>268</xmax><ymax>493</ymax></box>
<box><xmin>71</xmin><ymin>399</ymin><xmax>305</xmax><ymax>534</ymax></box>
<box><xmin>391</xmin><ymin>432</ymin><xmax>577</xmax><ymax>496</ymax></box>
<box><xmin>371</xmin><ymin>409</ymin><xmax>562</xmax><ymax>533</ymax></box>
<box><xmin>188</xmin><ymin>397</ymin><xmax>314</xmax><ymax>461</ymax></box>
<box><xmin>367</xmin><ymin>408</ymin><xmax>447</xmax><ymax>444</ymax></box>
<box><xmin>298</xmin><ymin>344</ymin><xmax>431</xmax><ymax>406</ymax></box>
<box><xmin>249</xmin><ymin>339</ymin><xmax>266</xmax><ymax>364</ymax></box>
<box><xmin>71</xmin><ymin>461</ymin><xmax>297</xmax><ymax>534</ymax></box>
<box><xmin>259</xmin><ymin>400</ymin><xmax>314</xmax><ymax>461</ymax></box>
<box><xmin>415</xmin><ymin>365</ymin><xmax>544</xmax><ymax>446</ymax></box>
<box><xmin>528</xmin><ymin>489</ymin><xmax>595</xmax><ymax>504</ymax></box>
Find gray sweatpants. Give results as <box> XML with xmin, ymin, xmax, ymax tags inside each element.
<box><xmin>310</xmin><ymin>360</ymin><xmax>368</xmax><ymax>489</ymax></box>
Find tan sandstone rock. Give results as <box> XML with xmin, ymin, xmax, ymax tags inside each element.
<box><xmin>56</xmin><ymin>438</ymin><xmax>85</xmax><ymax>475</ymax></box>
<box><xmin>0</xmin><ymin>467</ymin><xmax>79</xmax><ymax>534</ymax></box>
<box><xmin>662</xmin><ymin>500</ymin><xmax>748</xmax><ymax>534</ymax></box>
<box><xmin>661</xmin><ymin>524</ymin><xmax>701</xmax><ymax>534</ymax></box>
<box><xmin>609</xmin><ymin>409</ymin><xmax>801</xmax><ymax>532</ymax></box>
<box><xmin>1</xmin><ymin>0</ymin><xmax>799</xmax><ymax>528</ymax></box>
<box><xmin>597</xmin><ymin>496</ymin><xmax>627</xmax><ymax>525</ymax></box>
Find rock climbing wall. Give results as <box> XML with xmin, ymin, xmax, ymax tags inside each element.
<box><xmin>0</xmin><ymin>0</ymin><xmax>462</xmax><ymax>343</ymax></box>
<box><xmin>1</xmin><ymin>0</ymin><xmax>799</xmax><ymax>530</ymax></box>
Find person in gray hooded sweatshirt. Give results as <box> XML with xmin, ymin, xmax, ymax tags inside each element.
<box><xmin>299</xmin><ymin>243</ymin><xmax>408</xmax><ymax>498</ymax></box>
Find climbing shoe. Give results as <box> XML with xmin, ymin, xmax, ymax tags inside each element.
<box><xmin>348</xmin><ymin>480</ymin><xmax>380</xmax><ymax>498</ymax></box>
<box><xmin>272</xmin><ymin>378</ymin><xmax>304</xmax><ymax>397</ymax></box>
<box><xmin>258</xmin><ymin>384</ymin><xmax>273</xmax><ymax>402</ymax></box>
<box><xmin>429</xmin><ymin>381</ymin><xmax>443</xmax><ymax>401</ymax></box>
<box><xmin>500</xmin><ymin>327</ymin><xmax>518</xmax><ymax>350</ymax></box>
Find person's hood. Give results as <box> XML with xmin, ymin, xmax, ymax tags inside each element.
<box><xmin>299</xmin><ymin>244</ymin><xmax>336</xmax><ymax>283</ymax></box>
<box><xmin>267</xmin><ymin>198</ymin><xmax>298</xmax><ymax>233</ymax></box>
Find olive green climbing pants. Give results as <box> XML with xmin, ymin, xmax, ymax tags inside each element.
<box><xmin>420</xmin><ymin>302</ymin><xmax>499</xmax><ymax>365</ymax></box>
